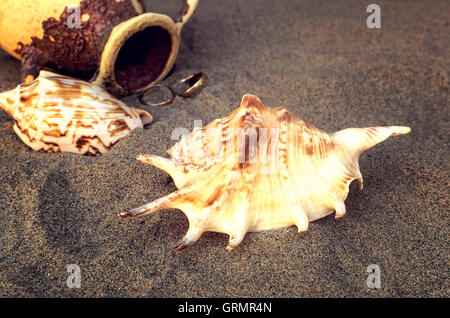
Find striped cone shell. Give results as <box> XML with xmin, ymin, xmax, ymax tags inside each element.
<box><xmin>0</xmin><ymin>70</ymin><xmax>152</xmax><ymax>155</ymax></box>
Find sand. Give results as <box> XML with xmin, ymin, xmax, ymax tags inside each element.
<box><xmin>0</xmin><ymin>0</ymin><xmax>448</xmax><ymax>297</ymax></box>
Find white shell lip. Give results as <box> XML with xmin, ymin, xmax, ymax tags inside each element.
<box><xmin>0</xmin><ymin>70</ymin><xmax>153</xmax><ymax>155</ymax></box>
<box><xmin>121</xmin><ymin>94</ymin><xmax>411</xmax><ymax>251</ymax></box>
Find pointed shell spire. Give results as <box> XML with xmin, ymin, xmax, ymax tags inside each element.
<box><xmin>0</xmin><ymin>70</ymin><xmax>153</xmax><ymax>155</ymax></box>
<box><xmin>333</xmin><ymin>126</ymin><xmax>411</xmax><ymax>155</ymax></box>
<box><xmin>120</xmin><ymin>94</ymin><xmax>411</xmax><ymax>250</ymax></box>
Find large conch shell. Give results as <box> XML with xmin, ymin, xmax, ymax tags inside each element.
<box><xmin>0</xmin><ymin>70</ymin><xmax>152</xmax><ymax>155</ymax></box>
<box><xmin>120</xmin><ymin>94</ymin><xmax>411</xmax><ymax>250</ymax></box>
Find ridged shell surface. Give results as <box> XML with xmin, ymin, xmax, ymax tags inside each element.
<box><xmin>0</xmin><ymin>70</ymin><xmax>152</xmax><ymax>155</ymax></box>
<box><xmin>120</xmin><ymin>94</ymin><xmax>410</xmax><ymax>250</ymax></box>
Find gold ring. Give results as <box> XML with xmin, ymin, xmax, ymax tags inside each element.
<box><xmin>178</xmin><ymin>72</ymin><xmax>207</xmax><ymax>98</ymax></box>
<box><xmin>138</xmin><ymin>84</ymin><xmax>176</xmax><ymax>107</ymax></box>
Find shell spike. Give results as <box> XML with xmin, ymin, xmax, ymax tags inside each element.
<box><xmin>356</xmin><ymin>173</ymin><xmax>364</xmax><ymax>190</ymax></box>
<box><xmin>333</xmin><ymin>200</ymin><xmax>347</xmax><ymax>218</ymax></box>
<box><xmin>137</xmin><ymin>154</ymin><xmax>188</xmax><ymax>188</ymax></box>
<box><xmin>226</xmin><ymin>231</ymin><xmax>247</xmax><ymax>251</ymax></box>
<box><xmin>173</xmin><ymin>226</ymin><xmax>204</xmax><ymax>251</ymax></box>
<box><xmin>293</xmin><ymin>209</ymin><xmax>309</xmax><ymax>232</ymax></box>
<box><xmin>333</xmin><ymin>126</ymin><xmax>411</xmax><ymax>154</ymax></box>
<box><xmin>225</xmin><ymin>211</ymin><xmax>250</xmax><ymax>251</ymax></box>
<box><xmin>137</xmin><ymin>154</ymin><xmax>177</xmax><ymax>173</ymax></box>
<box><xmin>119</xmin><ymin>191</ymin><xmax>181</xmax><ymax>219</ymax></box>
<box><xmin>240</xmin><ymin>94</ymin><xmax>264</xmax><ymax>109</ymax></box>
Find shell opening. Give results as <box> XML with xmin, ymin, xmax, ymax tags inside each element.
<box><xmin>114</xmin><ymin>26</ymin><xmax>172</xmax><ymax>92</ymax></box>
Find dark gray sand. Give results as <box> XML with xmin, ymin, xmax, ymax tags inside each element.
<box><xmin>0</xmin><ymin>0</ymin><xmax>448</xmax><ymax>297</ymax></box>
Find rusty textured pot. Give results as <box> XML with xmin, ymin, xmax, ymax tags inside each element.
<box><xmin>0</xmin><ymin>0</ymin><xmax>199</xmax><ymax>96</ymax></box>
